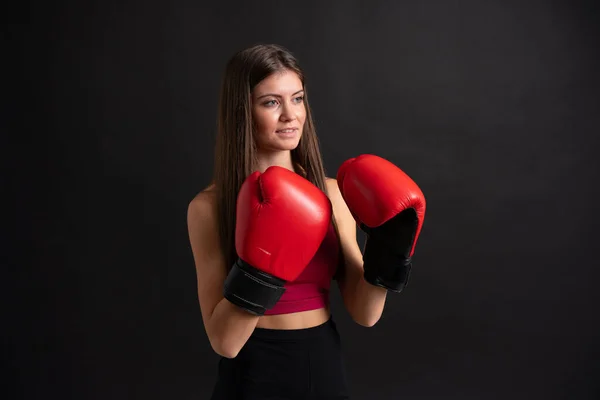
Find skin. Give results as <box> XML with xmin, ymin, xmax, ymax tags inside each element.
<box><xmin>186</xmin><ymin>69</ymin><xmax>387</xmax><ymax>358</ymax></box>
<box><xmin>251</xmin><ymin>69</ymin><xmax>306</xmax><ymax>173</ymax></box>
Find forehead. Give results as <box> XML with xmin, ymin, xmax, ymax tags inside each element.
<box><xmin>253</xmin><ymin>70</ymin><xmax>303</xmax><ymax>96</ymax></box>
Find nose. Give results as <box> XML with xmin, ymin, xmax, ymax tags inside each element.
<box><xmin>279</xmin><ymin>101</ymin><xmax>297</xmax><ymax>122</ymax></box>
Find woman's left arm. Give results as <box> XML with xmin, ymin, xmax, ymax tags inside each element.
<box><xmin>326</xmin><ymin>178</ymin><xmax>388</xmax><ymax>327</ymax></box>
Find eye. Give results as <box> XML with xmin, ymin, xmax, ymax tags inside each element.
<box><xmin>293</xmin><ymin>95</ymin><xmax>304</xmax><ymax>104</ymax></box>
<box><xmin>263</xmin><ymin>99</ymin><xmax>278</xmax><ymax>107</ymax></box>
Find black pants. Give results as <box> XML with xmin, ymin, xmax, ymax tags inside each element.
<box><xmin>210</xmin><ymin>317</ymin><xmax>350</xmax><ymax>399</ymax></box>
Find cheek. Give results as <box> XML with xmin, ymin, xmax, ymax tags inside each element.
<box><xmin>253</xmin><ymin>108</ymin><xmax>277</xmax><ymax>135</ymax></box>
<box><xmin>298</xmin><ymin>106</ymin><xmax>307</xmax><ymax>124</ymax></box>
<box><xmin>252</xmin><ymin>108</ymin><xmax>268</xmax><ymax>129</ymax></box>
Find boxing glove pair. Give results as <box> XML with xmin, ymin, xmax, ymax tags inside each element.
<box><xmin>224</xmin><ymin>155</ymin><xmax>426</xmax><ymax>315</ymax></box>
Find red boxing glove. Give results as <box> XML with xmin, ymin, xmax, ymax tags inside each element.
<box><xmin>337</xmin><ymin>154</ymin><xmax>426</xmax><ymax>292</ymax></box>
<box><xmin>224</xmin><ymin>166</ymin><xmax>332</xmax><ymax>315</ymax></box>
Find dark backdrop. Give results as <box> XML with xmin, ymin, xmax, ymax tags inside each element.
<box><xmin>8</xmin><ymin>0</ymin><xmax>600</xmax><ymax>399</ymax></box>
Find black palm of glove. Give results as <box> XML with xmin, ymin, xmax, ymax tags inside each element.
<box><xmin>361</xmin><ymin>208</ymin><xmax>419</xmax><ymax>292</ymax></box>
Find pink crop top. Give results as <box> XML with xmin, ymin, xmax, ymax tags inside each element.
<box><xmin>264</xmin><ymin>223</ymin><xmax>340</xmax><ymax>315</ymax></box>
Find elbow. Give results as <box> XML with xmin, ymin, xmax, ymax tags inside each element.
<box><xmin>345</xmin><ymin>300</ymin><xmax>384</xmax><ymax>328</ymax></box>
<box><xmin>350</xmin><ymin>307</ymin><xmax>382</xmax><ymax>327</ymax></box>
<box><xmin>344</xmin><ymin>300</ymin><xmax>383</xmax><ymax>328</ymax></box>
<box><xmin>216</xmin><ymin>348</ymin><xmax>241</xmax><ymax>359</ymax></box>
<box><xmin>354</xmin><ymin>315</ymin><xmax>381</xmax><ymax>328</ymax></box>
<box><xmin>209</xmin><ymin>336</ymin><xmax>242</xmax><ymax>359</ymax></box>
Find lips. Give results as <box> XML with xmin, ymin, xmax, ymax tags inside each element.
<box><xmin>276</xmin><ymin>128</ymin><xmax>298</xmax><ymax>133</ymax></box>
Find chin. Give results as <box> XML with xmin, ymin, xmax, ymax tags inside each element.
<box><xmin>281</xmin><ymin>139</ymin><xmax>301</xmax><ymax>149</ymax></box>
<box><xmin>261</xmin><ymin>137</ymin><xmax>301</xmax><ymax>151</ymax></box>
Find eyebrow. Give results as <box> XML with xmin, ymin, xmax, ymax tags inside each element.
<box><xmin>256</xmin><ymin>89</ymin><xmax>304</xmax><ymax>99</ymax></box>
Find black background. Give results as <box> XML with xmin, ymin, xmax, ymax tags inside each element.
<box><xmin>8</xmin><ymin>0</ymin><xmax>600</xmax><ymax>398</ymax></box>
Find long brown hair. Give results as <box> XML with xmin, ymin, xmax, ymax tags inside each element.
<box><xmin>212</xmin><ymin>43</ymin><xmax>341</xmax><ymax>271</ymax></box>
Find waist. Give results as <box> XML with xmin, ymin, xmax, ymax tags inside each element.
<box><xmin>257</xmin><ymin>307</ymin><xmax>330</xmax><ymax>330</ymax></box>
<box><xmin>252</xmin><ymin>315</ymin><xmax>336</xmax><ymax>341</ymax></box>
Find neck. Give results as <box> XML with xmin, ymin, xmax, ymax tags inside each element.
<box><xmin>255</xmin><ymin>150</ymin><xmax>295</xmax><ymax>173</ymax></box>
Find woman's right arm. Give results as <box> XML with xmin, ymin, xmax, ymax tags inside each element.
<box><xmin>186</xmin><ymin>192</ymin><xmax>260</xmax><ymax>359</ymax></box>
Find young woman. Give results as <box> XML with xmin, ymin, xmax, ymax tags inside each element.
<box><xmin>187</xmin><ymin>43</ymin><xmax>425</xmax><ymax>399</ymax></box>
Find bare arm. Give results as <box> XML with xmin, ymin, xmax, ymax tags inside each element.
<box><xmin>187</xmin><ymin>192</ymin><xmax>259</xmax><ymax>358</ymax></box>
<box><xmin>326</xmin><ymin>178</ymin><xmax>388</xmax><ymax>327</ymax></box>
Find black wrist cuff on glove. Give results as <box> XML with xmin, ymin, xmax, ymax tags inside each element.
<box><xmin>362</xmin><ymin>237</ymin><xmax>412</xmax><ymax>293</ymax></box>
<box><xmin>223</xmin><ymin>259</ymin><xmax>286</xmax><ymax>315</ymax></box>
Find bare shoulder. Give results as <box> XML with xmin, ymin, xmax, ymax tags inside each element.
<box><xmin>324</xmin><ymin>177</ymin><xmax>350</xmax><ymax>222</ymax></box>
<box><xmin>187</xmin><ymin>184</ymin><xmax>217</xmax><ymax>224</ymax></box>
<box><xmin>186</xmin><ymin>184</ymin><xmax>221</xmax><ymax>268</ymax></box>
<box><xmin>324</xmin><ymin>177</ymin><xmax>338</xmax><ymax>195</ymax></box>
<box><xmin>325</xmin><ymin>177</ymin><xmax>344</xmax><ymax>208</ymax></box>
<box><xmin>190</xmin><ymin>183</ymin><xmax>216</xmax><ymax>204</ymax></box>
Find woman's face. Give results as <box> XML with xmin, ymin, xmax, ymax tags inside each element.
<box><xmin>251</xmin><ymin>70</ymin><xmax>306</xmax><ymax>152</ymax></box>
